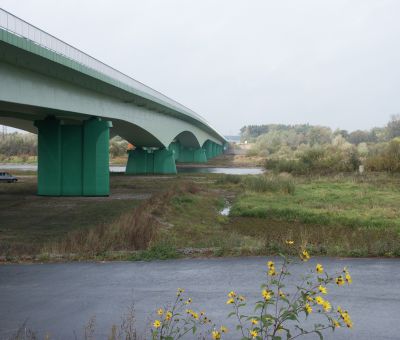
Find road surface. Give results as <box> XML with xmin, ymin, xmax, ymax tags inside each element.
<box><xmin>0</xmin><ymin>257</ymin><xmax>399</xmax><ymax>339</ymax></box>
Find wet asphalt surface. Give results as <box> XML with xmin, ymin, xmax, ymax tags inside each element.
<box><xmin>0</xmin><ymin>257</ymin><xmax>399</xmax><ymax>339</ymax></box>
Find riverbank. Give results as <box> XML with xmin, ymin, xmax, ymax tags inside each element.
<box><xmin>1</xmin><ymin>167</ymin><xmax>400</xmax><ymax>262</ymax></box>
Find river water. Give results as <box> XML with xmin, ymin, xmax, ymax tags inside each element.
<box><xmin>0</xmin><ymin>257</ymin><xmax>399</xmax><ymax>339</ymax></box>
<box><xmin>0</xmin><ymin>163</ymin><xmax>264</xmax><ymax>175</ymax></box>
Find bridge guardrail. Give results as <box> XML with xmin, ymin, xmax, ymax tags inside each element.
<box><xmin>0</xmin><ymin>8</ymin><xmax>212</xmax><ymax>127</ymax></box>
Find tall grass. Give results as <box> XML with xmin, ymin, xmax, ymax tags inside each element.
<box><xmin>242</xmin><ymin>175</ymin><xmax>295</xmax><ymax>194</ymax></box>
<box><xmin>215</xmin><ymin>174</ymin><xmax>295</xmax><ymax>194</ymax></box>
<box><xmin>45</xmin><ymin>182</ymin><xmax>201</xmax><ymax>256</ymax></box>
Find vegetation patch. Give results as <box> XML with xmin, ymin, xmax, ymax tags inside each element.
<box><xmin>231</xmin><ymin>175</ymin><xmax>400</xmax><ymax>230</ymax></box>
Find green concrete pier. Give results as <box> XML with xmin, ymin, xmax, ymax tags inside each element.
<box><xmin>35</xmin><ymin>117</ymin><xmax>111</xmax><ymax>196</ymax></box>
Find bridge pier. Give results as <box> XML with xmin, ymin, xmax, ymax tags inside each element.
<box><xmin>202</xmin><ymin>140</ymin><xmax>214</xmax><ymax>159</ymax></box>
<box><xmin>176</xmin><ymin>147</ymin><xmax>207</xmax><ymax>163</ymax></box>
<box><xmin>35</xmin><ymin>116</ymin><xmax>111</xmax><ymax>196</ymax></box>
<box><xmin>169</xmin><ymin>142</ymin><xmax>180</xmax><ymax>161</ymax></box>
<box><xmin>126</xmin><ymin>147</ymin><xmax>177</xmax><ymax>175</ymax></box>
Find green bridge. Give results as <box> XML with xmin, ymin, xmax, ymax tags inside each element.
<box><xmin>0</xmin><ymin>9</ymin><xmax>226</xmax><ymax>196</ymax></box>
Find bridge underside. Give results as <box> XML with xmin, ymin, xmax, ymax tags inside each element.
<box><xmin>0</xmin><ymin>109</ymin><xmax>225</xmax><ymax>195</ymax></box>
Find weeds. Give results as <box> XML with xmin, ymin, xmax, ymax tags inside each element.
<box><xmin>242</xmin><ymin>175</ymin><xmax>295</xmax><ymax>195</ymax></box>
<box><xmin>215</xmin><ymin>174</ymin><xmax>295</xmax><ymax>195</ymax></box>
<box><xmin>44</xmin><ymin>182</ymin><xmax>201</xmax><ymax>257</ymax></box>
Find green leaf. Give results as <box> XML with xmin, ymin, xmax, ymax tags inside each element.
<box><xmin>254</xmin><ymin>304</ymin><xmax>263</xmax><ymax>312</ymax></box>
<box><xmin>315</xmin><ymin>330</ymin><xmax>323</xmax><ymax>340</ymax></box>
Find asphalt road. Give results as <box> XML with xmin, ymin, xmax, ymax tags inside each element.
<box><xmin>0</xmin><ymin>257</ymin><xmax>399</xmax><ymax>339</ymax></box>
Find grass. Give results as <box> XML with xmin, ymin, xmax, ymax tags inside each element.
<box><xmin>2</xmin><ymin>166</ymin><xmax>400</xmax><ymax>261</ymax></box>
<box><xmin>231</xmin><ymin>174</ymin><xmax>400</xmax><ymax>230</ymax></box>
<box><xmin>0</xmin><ymin>175</ymin><xmax>188</xmax><ymax>257</ymax></box>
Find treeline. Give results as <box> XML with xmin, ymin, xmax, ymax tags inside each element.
<box><xmin>0</xmin><ymin>132</ymin><xmax>37</xmax><ymax>162</ymax></box>
<box><xmin>0</xmin><ymin>133</ymin><xmax>129</xmax><ymax>161</ymax></box>
<box><xmin>241</xmin><ymin>115</ymin><xmax>400</xmax><ymax>174</ymax></box>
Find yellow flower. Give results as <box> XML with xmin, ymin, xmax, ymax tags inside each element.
<box><xmin>262</xmin><ymin>289</ymin><xmax>272</xmax><ymax>301</ymax></box>
<box><xmin>250</xmin><ymin>330</ymin><xmax>258</xmax><ymax>338</ymax></box>
<box><xmin>333</xmin><ymin>320</ymin><xmax>341</xmax><ymax>328</ymax></box>
<box><xmin>153</xmin><ymin>320</ymin><xmax>161</xmax><ymax>328</ymax></box>
<box><xmin>318</xmin><ymin>285</ymin><xmax>327</xmax><ymax>295</ymax></box>
<box><xmin>165</xmin><ymin>311</ymin><xmax>172</xmax><ymax>321</ymax></box>
<box><xmin>285</xmin><ymin>240</ymin><xmax>294</xmax><ymax>245</ymax></box>
<box><xmin>323</xmin><ymin>300</ymin><xmax>331</xmax><ymax>312</ymax></box>
<box><xmin>226</xmin><ymin>298</ymin><xmax>235</xmax><ymax>304</ymax></box>
<box><xmin>268</xmin><ymin>267</ymin><xmax>276</xmax><ymax>276</ymax></box>
<box><xmin>251</xmin><ymin>318</ymin><xmax>259</xmax><ymax>325</ymax></box>
<box><xmin>220</xmin><ymin>326</ymin><xmax>228</xmax><ymax>333</ymax></box>
<box><xmin>185</xmin><ymin>298</ymin><xmax>192</xmax><ymax>304</ymax></box>
<box><xmin>305</xmin><ymin>303</ymin><xmax>312</xmax><ymax>314</ymax></box>
<box><xmin>338</xmin><ymin>307</ymin><xmax>353</xmax><ymax>328</ymax></box>
<box><xmin>157</xmin><ymin>308</ymin><xmax>163</xmax><ymax>316</ymax></box>
<box><xmin>212</xmin><ymin>330</ymin><xmax>221</xmax><ymax>340</ymax></box>
<box><xmin>336</xmin><ymin>276</ymin><xmax>345</xmax><ymax>286</ymax></box>
<box><xmin>238</xmin><ymin>295</ymin><xmax>246</xmax><ymax>302</ymax></box>
<box><xmin>177</xmin><ymin>288</ymin><xmax>184</xmax><ymax>296</ymax></box>
<box><xmin>279</xmin><ymin>290</ymin><xmax>285</xmax><ymax>298</ymax></box>
<box><xmin>300</xmin><ymin>249</ymin><xmax>310</xmax><ymax>261</ymax></box>
<box><xmin>306</xmin><ymin>295</ymin><xmax>313</xmax><ymax>302</ymax></box>
<box><xmin>343</xmin><ymin>312</ymin><xmax>353</xmax><ymax>328</ymax></box>
<box><xmin>192</xmin><ymin>312</ymin><xmax>199</xmax><ymax>319</ymax></box>
<box><xmin>315</xmin><ymin>296</ymin><xmax>325</xmax><ymax>305</ymax></box>
<box><xmin>316</xmin><ymin>263</ymin><xmax>324</xmax><ymax>274</ymax></box>
<box><xmin>228</xmin><ymin>291</ymin><xmax>237</xmax><ymax>298</ymax></box>
<box><xmin>344</xmin><ymin>269</ymin><xmax>352</xmax><ymax>284</ymax></box>
<box><xmin>267</xmin><ymin>261</ymin><xmax>274</xmax><ymax>268</ymax></box>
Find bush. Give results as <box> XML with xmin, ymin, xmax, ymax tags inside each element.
<box><xmin>365</xmin><ymin>139</ymin><xmax>400</xmax><ymax>172</ymax></box>
<box><xmin>266</xmin><ymin>145</ymin><xmax>360</xmax><ymax>175</ymax></box>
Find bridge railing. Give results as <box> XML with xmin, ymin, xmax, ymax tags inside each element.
<box><xmin>0</xmin><ymin>8</ymin><xmax>208</xmax><ymax>124</ymax></box>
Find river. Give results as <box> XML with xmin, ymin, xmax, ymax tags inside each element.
<box><xmin>0</xmin><ymin>163</ymin><xmax>264</xmax><ymax>175</ymax></box>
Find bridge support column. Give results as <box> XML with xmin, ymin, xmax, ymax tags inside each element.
<box><xmin>126</xmin><ymin>148</ymin><xmax>177</xmax><ymax>175</ymax></box>
<box><xmin>168</xmin><ymin>142</ymin><xmax>180</xmax><ymax>161</ymax></box>
<box><xmin>211</xmin><ymin>143</ymin><xmax>218</xmax><ymax>158</ymax></box>
<box><xmin>35</xmin><ymin>116</ymin><xmax>111</xmax><ymax>196</ymax></box>
<box><xmin>202</xmin><ymin>140</ymin><xmax>214</xmax><ymax>159</ymax></box>
<box><xmin>176</xmin><ymin>147</ymin><xmax>207</xmax><ymax>163</ymax></box>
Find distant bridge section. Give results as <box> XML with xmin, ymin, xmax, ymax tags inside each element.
<box><xmin>0</xmin><ymin>9</ymin><xmax>226</xmax><ymax>196</ymax></box>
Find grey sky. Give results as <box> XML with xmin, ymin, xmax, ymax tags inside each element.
<box><xmin>1</xmin><ymin>0</ymin><xmax>399</xmax><ymax>135</ymax></box>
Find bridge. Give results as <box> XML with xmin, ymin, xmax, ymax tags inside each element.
<box><xmin>0</xmin><ymin>9</ymin><xmax>226</xmax><ymax>196</ymax></box>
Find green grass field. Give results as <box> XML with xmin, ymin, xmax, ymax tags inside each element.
<box><xmin>231</xmin><ymin>175</ymin><xmax>400</xmax><ymax>229</ymax></box>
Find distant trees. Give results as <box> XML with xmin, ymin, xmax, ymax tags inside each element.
<box><xmin>109</xmin><ymin>136</ymin><xmax>129</xmax><ymax>158</ymax></box>
<box><xmin>242</xmin><ymin>116</ymin><xmax>400</xmax><ymax>174</ymax></box>
<box><xmin>0</xmin><ymin>133</ymin><xmax>129</xmax><ymax>160</ymax></box>
<box><xmin>0</xmin><ymin>132</ymin><xmax>37</xmax><ymax>156</ymax></box>
<box><xmin>386</xmin><ymin>114</ymin><xmax>400</xmax><ymax>140</ymax></box>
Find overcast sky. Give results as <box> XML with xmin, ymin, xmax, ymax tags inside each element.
<box><xmin>1</xmin><ymin>0</ymin><xmax>399</xmax><ymax>135</ymax></box>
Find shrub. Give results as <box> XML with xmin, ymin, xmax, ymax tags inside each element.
<box><xmin>365</xmin><ymin>139</ymin><xmax>400</xmax><ymax>172</ymax></box>
<box><xmin>265</xmin><ymin>145</ymin><xmax>360</xmax><ymax>175</ymax></box>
